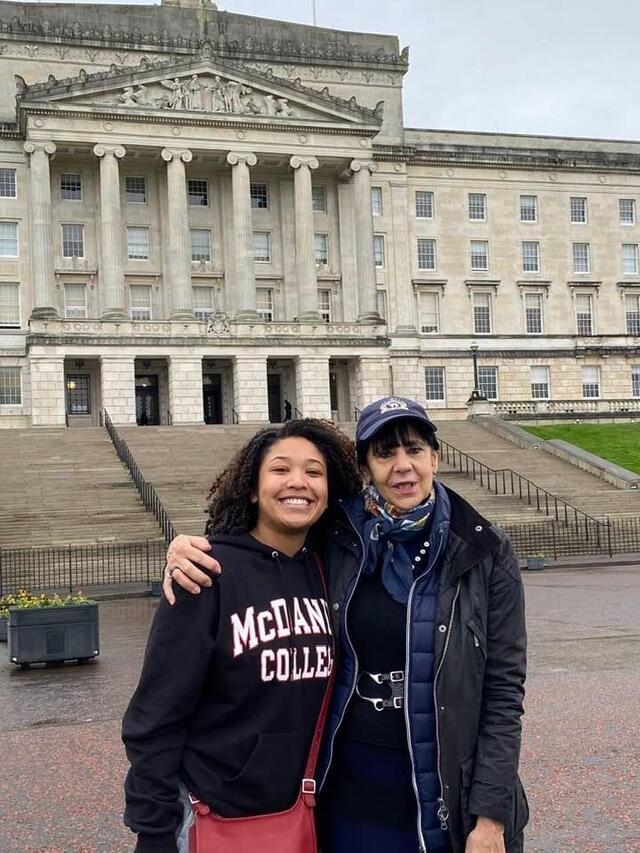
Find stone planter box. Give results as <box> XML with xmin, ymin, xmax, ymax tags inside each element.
<box><xmin>8</xmin><ymin>603</ymin><xmax>99</xmax><ymax>667</ymax></box>
<box><xmin>0</xmin><ymin>616</ymin><xmax>7</xmax><ymax>643</ymax></box>
<box><xmin>150</xmin><ymin>580</ymin><xmax>162</xmax><ymax>597</ymax></box>
<box><xmin>525</xmin><ymin>557</ymin><xmax>545</xmax><ymax>571</ymax></box>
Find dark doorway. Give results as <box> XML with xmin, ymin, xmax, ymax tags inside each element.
<box><xmin>267</xmin><ymin>373</ymin><xmax>282</xmax><ymax>423</ymax></box>
<box><xmin>135</xmin><ymin>375</ymin><xmax>159</xmax><ymax>425</ymax></box>
<box><xmin>203</xmin><ymin>373</ymin><xmax>223</xmax><ymax>424</ymax></box>
<box><xmin>329</xmin><ymin>370</ymin><xmax>339</xmax><ymax>414</ymax></box>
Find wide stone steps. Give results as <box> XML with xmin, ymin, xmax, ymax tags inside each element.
<box><xmin>120</xmin><ymin>423</ymin><xmax>552</xmax><ymax>533</ymax></box>
<box><xmin>0</xmin><ymin>428</ymin><xmax>164</xmax><ymax>548</ymax></box>
<box><xmin>120</xmin><ymin>424</ymin><xmax>264</xmax><ymax>534</ymax></box>
<box><xmin>437</xmin><ymin>420</ymin><xmax>640</xmax><ymax>520</ymax></box>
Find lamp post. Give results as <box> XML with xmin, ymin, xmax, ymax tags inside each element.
<box><xmin>467</xmin><ymin>340</ymin><xmax>487</xmax><ymax>402</ymax></box>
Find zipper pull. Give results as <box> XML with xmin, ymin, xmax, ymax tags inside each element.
<box><xmin>437</xmin><ymin>796</ymin><xmax>449</xmax><ymax>830</ymax></box>
<box><xmin>473</xmin><ymin>634</ymin><xmax>480</xmax><ymax>648</ymax></box>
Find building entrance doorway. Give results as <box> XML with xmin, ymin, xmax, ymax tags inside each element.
<box><xmin>203</xmin><ymin>373</ymin><xmax>223</xmax><ymax>424</ymax></box>
<box><xmin>267</xmin><ymin>373</ymin><xmax>282</xmax><ymax>423</ymax></box>
<box><xmin>329</xmin><ymin>359</ymin><xmax>354</xmax><ymax>421</ymax></box>
<box><xmin>135</xmin><ymin>375</ymin><xmax>159</xmax><ymax>425</ymax></box>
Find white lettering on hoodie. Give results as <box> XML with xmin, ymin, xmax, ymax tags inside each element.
<box><xmin>231</xmin><ymin>597</ymin><xmax>333</xmax><ymax>682</ymax></box>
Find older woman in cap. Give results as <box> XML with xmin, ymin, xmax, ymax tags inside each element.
<box><xmin>163</xmin><ymin>398</ymin><xmax>528</xmax><ymax>853</ymax></box>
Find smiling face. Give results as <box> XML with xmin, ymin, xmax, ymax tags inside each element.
<box><xmin>363</xmin><ymin>423</ymin><xmax>438</xmax><ymax>512</ymax></box>
<box><xmin>251</xmin><ymin>436</ymin><xmax>329</xmax><ymax>553</ymax></box>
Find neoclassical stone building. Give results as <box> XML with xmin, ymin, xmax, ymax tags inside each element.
<box><xmin>1</xmin><ymin>0</ymin><xmax>640</xmax><ymax>427</ymax></box>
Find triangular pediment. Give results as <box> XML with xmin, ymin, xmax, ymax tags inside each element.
<box><xmin>16</xmin><ymin>53</ymin><xmax>383</xmax><ymax>129</ymax></box>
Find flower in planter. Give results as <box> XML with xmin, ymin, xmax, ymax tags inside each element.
<box><xmin>7</xmin><ymin>590</ymin><xmax>99</xmax><ymax>666</ymax></box>
<box><xmin>10</xmin><ymin>589</ymin><xmax>90</xmax><ymax>610</ymax></box>
<box><xmin>0</xmin><ymin>593</ymin><xmax>19</xmax><ymax>620</ymax></box>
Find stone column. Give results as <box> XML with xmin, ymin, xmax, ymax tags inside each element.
<box><xmin>390</xmin><ymin>180</ymin><xmax>416</xmax><ymax>333</ymax></box>
<box><xmin>161</xmin><ymin>148</ymin><xmax>195</xmax><ymax>321</ymax></box>
<box><xmin>355</xmin><ymin>354</ymin><xmax>391</xmax><ymax>410</ymax></box>
<box><xmin>337</xmin><ymin>178</ymin><xmax>358</xmax><ymax>322</ymax></box>
<box><xmin>350</xmin><ymin>159</ymin><xmax>380</xmax><ymax>323</ymax></box>
<box><xmin>23</xmin><ymin>142</ymin><xmax>58</xmax><ymax>319</ymax></box>
<box><xmin>290</xmin><ymin>155</ymin><xmax>320</xmax><ymax>321</ymax></box>
<box><xmin>93</xmin><ymin>144</ymin><xmax>127</xmax><ymax>320</ymax></box>
<box><xmin>233</xmin><ymin>354</ymin><xmax>268</xmax><ymax>422</ymax></box>
<box><xmin>30</xmin><ymin>355</ymin><xmax>65</xmax><ymax>425</ymax></box>
<box><xmin>100</xmin><ymin>355</ymin><xmax>136</xmax><ymax>425</ymax></box>
<box><xmin>168</xmin><ymin>355</ymin><xmax>204</xmax><ymax>424</ymax></box>
<box><xmin>226</xmin><ymin>151</ymin><xmax>258</xmax><ymax>320</ymax></box>
<box><xmin>296</xmin><ymin>355</ymin><xmax>331</xmax><ymax>418</ymax></box>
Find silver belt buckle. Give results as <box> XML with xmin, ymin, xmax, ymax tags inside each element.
<box><xmin>356</xmin><ymin>670</ymin><xmax>405</xmax><ymax>711</ymax></box>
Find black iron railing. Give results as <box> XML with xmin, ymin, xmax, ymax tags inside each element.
<box><xmin>2</xmin><ymin>517</ymin><xmax>639</xmax><ymax>595</ymax></box>
<box><xmin>232</xmin><ymin>408</ymin><xmax>239</xmax><ymax>424</ymax></box>
<box><xmin>294</xmin><ymin>407</ymin><xmax>304</xmax><ymax>419</ymax></box>
<box><xmin>0</xmin><ymin>540</ymin><xmax>167</xmax><ymax>595</ymax></box>
<box><xmin>438</xmin><ymin>437</ymin><xmax>612</xmax><ymax>553</ymax></box>
<box><xmin>103</xmin><ymin>410</ymin><xmax>176</xmax><ymax>543</ymax></box>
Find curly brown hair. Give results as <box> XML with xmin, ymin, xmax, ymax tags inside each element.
<box><xmin>205</xmin><ymin>419</ymin><xmax>361</xmax><ymax>536</ymax></box>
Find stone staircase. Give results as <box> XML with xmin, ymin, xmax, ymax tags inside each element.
<box><xmin>119</xmin><ymin>424</ymin><xmax>264</xmax><ymax>534</ymax></box>
<box><xmin>436</xmin><ymin>420</ymin><xmax>640</xmax><ymax>520</ymax></box>
<box><xmin>119</xmin><ymin>422</ymin><xmax>551</xmax><ymax>533</ymax></box>
<box><xmin>0</xmin><ymin>428</ymin><xmax>164</xmax><ymax>548</ymax></box>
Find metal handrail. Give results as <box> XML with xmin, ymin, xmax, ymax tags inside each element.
<box><xmin>438</xmin><ymin>436</ymin><xmax>610</xmax><ymax>551</ymax></box>
<box><xmin>232</xmin><ymin>408</ymin><xmax>239</xmax><ymax>424</ymax></box>
<box><xmin>103</xmin><ymin>409</ymin><xmax>176</xmax><ymax>543</ymax></box>
<box><xmin>294</xmin><ymin>407</ymin><xmax>304</xmax><ymax>419</ymax></box>
<box><xmin>353</xmin><ymin>406</ymin><xmax>361</xmax><ymax>421</ymax></box>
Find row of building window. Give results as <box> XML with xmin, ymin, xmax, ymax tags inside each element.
<box><xmin>0</xmin><ymin>222</ymin><xmax>332</xmax><ymax>266</ymax></box>
<box><xmin>0</xmin><ymin>168</ymin><xmax>331</xmax><ymax>214</ymax></box>
<box><xmin>372</xmin><ymin>187</ymin><xmax>639</xmax><ymax>226</ymax></box>
<box><xmin>2</xmin><ymin>363</ymin><xmax>640</xmax><ymax>407</ymax></box>
<box><xmin>4</xmin><ymin>166</ymin><xmax>638</xmax><ymax>227</ymax></box>
<box><xmin>413</xmin><ymin>236</ymin><xmax>640</xmax><ymax>275</ymax></box>
<box><xmin>424</xmin><ymin>365</ymin><xmax>640</xmax><ymax>403</ymax></box>
<box><xmin>2</xmin><ymin>280</ymin><xmax>638</xmax><ymax>336</ymax></box>
<box><xmin>416</xmin><ymin>289</ymin><xmax>640</xmax><ymax>336</ymax></box>
<box><xmin>0</xmin><ymin>281</ymin><xmax>335</xmax><ymax>325</ymax></box>
<box><xmin>3</xmin><ymin>218</ymin><xmax>640</xmax><ymax>278</ymax></box>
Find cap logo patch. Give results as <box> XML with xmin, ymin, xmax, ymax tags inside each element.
<box><xmin>379</xmin><ymin>398</ymin><xmax>409</xmax><ymax>413</ymax></box>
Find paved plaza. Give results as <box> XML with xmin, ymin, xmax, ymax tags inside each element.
<box><xmin>0</xmin><ymin>565</ymin><xmax>639</xmax><ymax>852</ymax></box>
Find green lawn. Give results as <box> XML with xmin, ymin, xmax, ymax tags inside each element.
<box><xmin>522</xmin><ymin>423</ymin><xmax>640</xmax><ymax>474</ymax></box>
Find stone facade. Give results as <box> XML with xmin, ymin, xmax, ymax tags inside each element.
<box><xmin>1</xmin><ymin>0</ymin><xmax>640</xmax><ymax>428</ymax></box>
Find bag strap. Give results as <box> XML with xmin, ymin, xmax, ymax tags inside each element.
<box><xmin>300</xmin><ymin>554</ymin><xmax>336</xmax><ymax>804</ymax></box>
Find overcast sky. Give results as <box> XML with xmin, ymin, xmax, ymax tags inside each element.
<box><xmin>26</xmin><ymin>0</ymin><xmax>638</xmax><ymax>141</ymax></box>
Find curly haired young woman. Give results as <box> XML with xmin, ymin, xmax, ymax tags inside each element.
<box><xmin>122</xmin><ymin>419</ymin><xmax>361</xmax><ymax>853</ymax></box>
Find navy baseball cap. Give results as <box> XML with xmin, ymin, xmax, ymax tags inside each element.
<box><xmin>356</xmin><ymin>396</ymin><xmax>437</xmax><ymax>444</ymax></box>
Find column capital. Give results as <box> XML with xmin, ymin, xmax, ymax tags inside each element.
<box><xmin>24</xmin><ymin>141</ymin><xmax>56</xmax><ymax>156</ymax></box>
<box><xmin>93</xmin><ymin>143</ymin><xmax>126</xmax><ymax>159</ymax></box>
<box><xmin>161</xmin><ymin>147</ymin><xmax>193</xmax><ymax>164</ymax></box>
<box><xmin>226</xmin><ymin>151</ymin><xmax>257</xmax><ymax>167</ymax></box>
<box><xmin>349</xmin><ymin>158</ymin><xmax>378</xmax><ymax>175</ymax></box>
<box><xmin>289</xmin><ymin>155</ymin><xmax>319</xmax><ymax>171</ymax></box>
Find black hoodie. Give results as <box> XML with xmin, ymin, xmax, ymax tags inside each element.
<box><xmin>123</xmin><ymin>533</ymin><xmax>333</xmax><ymax>853</ymax></box>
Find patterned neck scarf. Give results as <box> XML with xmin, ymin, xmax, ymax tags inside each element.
<box><xmin>361</xmin><ymin>484</ymin><xmax>436</xmax><ymax>605</ymax></box>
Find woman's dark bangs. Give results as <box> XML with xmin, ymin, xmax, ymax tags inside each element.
<box><xmin>368</xmin><ymin>418</ymin><xmax>438</xmax><ymax>456</ymax></box>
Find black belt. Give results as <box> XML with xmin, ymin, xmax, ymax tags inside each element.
<box><xmin>355</xmin><ymin>670</ymin><xmax>405</xmax><ymax>711</ymax></box>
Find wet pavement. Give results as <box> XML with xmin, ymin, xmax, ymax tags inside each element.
<box><xmin>1</xmin><ymin>567</ymin><xmax>639</xmax><ymax>852</ymax></box>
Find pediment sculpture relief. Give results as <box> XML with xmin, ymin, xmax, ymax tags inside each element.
<box><xmin>115</xmin><ymin>74</ymin><xmax>296</xmax><ymax>117</ymax></box>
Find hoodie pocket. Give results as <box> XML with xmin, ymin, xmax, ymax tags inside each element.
<box><xmin>219</xmin><ymin>731</ymin><xmax>304</xmax><ymax>815</ymax></box>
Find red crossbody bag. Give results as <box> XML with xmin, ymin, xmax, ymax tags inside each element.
<box><xmin>188</xmin><ymin>555</ymin><xmax>334</xmax><ymax>853</ymax></box>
